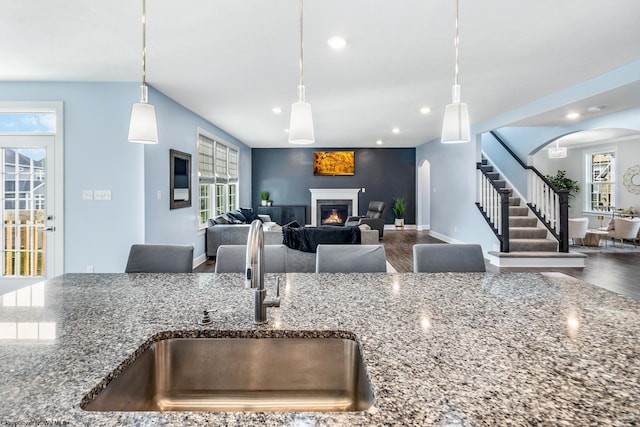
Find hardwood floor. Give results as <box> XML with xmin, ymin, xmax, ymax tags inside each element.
<box><xmin>533</xmin><ymin>252</ymin><xmax>640</xmax><ymax>300</ymax></box>
<box><xmin>384</xmin><ymin>229</ymin><xmax>640</xmax><ymax>300</ymax></box>
<box><xmin>380</xmin><ymin>229</ymin><xmax>446</xmax><ymax>273</ymax></box>
<box><xmin>196</xmin><ymin>229</ymin><xmax>640</xmax><ymax>300</ymax></box>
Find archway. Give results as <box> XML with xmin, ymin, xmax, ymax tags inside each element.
<box><xmin>417</xmin><ymin>159</ymin><xmax>431</xmax><ymax>230</ymax></box>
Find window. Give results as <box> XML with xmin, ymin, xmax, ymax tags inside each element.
<box><xmin>586</xmin><ymin>150</ymin><xmax>615</xmax><ymax>212</ymax></box>
<box><xmin>197</xmin><ymin>132</ymin><xmax>239</xmax><ymax>228</ymax></box>
<box><xmin>0</xmin><ymin>113</ymin><xmax>56</xmax><ymax>133</ymax></box>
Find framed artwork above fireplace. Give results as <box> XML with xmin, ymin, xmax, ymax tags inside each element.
<box><xmin>313</xmin><ymin>151</ymin><xmax>355</xmax><ymax>176</ymax></box>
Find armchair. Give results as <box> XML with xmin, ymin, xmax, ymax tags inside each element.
<box><xmin>568</xmin><ymin>217</ymin><xmax>589</xmax><ymax>246</ymax></box>
<box><xmin>344</xmin><ymin>201</ymin><xmax>386</xmax><ymax>238</ymax></box>
<box><xmin>608</xmin><ymin>217</ymin><xmax>640</xmax><ymax>248</ymax></box>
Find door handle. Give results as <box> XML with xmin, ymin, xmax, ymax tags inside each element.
<box><xmin>44</xmin><ymin>226</ymin><xmax>55</xmax><ymax>232</ymax></box>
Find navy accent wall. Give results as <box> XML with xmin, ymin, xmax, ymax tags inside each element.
<box><xmin>251</xmin><ymin>148</ymin><xmax>416</xmax><ymax>225</ymax></box>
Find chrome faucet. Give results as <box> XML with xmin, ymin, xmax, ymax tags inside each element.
<box><xmin>246</xmin><ymin>219</ymin><xmax>280</xmax><ymax>324</ymax></box>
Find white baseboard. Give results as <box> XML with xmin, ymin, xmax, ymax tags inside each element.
<box><xmin>427</xmin><ymin>230</ymin><xmax>465</xmax><ymax>244</ymax></box>
<box><xmin>193</xmin><ymin>253</ymin><xmax>207</xmax><ymax>269</ymax></box>
<box><xmin>384</xmin><ymin>224</ymin><xmax>417</xmax><ymax>230</ymax></box>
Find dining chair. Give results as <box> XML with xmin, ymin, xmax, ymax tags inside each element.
<box><xmin>315</xmin><ymin>244</ymin><xmax>387</xmax><ymax>273</ymax></box>
<box><xmin>125</xmin><ymin>244</ymin><xmax>194</xmax><ymax>273</ymax></box>
<box><xmin>214</xmin><ymin>244</ymin><xmax>286</xmax><ymax>273</ymax></box>
<box><xmin>413</xmin><ymin>243</ymin><xmax>486</xmax><ymax>273</ymax></box>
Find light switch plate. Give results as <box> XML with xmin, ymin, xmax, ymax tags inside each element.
<box><xmin>94</xmin><ymin>190</ymin><xmax>112</xmax><ymax>201</ymax></box>
<box><xmin>82</xmin><ymin>190</ymin><xmax>93</xmax><ymax>200</ymax></box>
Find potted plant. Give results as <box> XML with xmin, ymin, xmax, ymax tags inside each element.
<box><xmin>392</xmin><ymin>197</ymin><xmax>406</xmax><ymax>229</ymax></box>
<box><xmin>267</xmin><ymin>199</ymin><xmax>273</xmax><ymax>207</ymax></box>
<box><xmin>545</xmin><ymin>170</ymin><xmax>580</xmax><ymax>205</ymax></box>
<box><xmin>260</xmin><ymin>191</ymin><xmax>269</xmax><ymax>206</ymax></box>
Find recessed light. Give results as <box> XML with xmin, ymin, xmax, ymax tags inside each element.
<box><xmin>376</xmin><ymin>140</ymin><xmax>383</xmax><ymax>145</ymax></box>
<box><xmin>392</xmin><ymin>127</ymin><xmax>400</xmax><ymax>134</ymax></box>
<box><xmin>284</xmin><ymin>128</ymin><xmax>289</xmax><ymax>133</ymax></box>
<box><xmin>420</xmin><ymin>107</ymin><xmax>431</xmax><ymax>114</ymax></box>
<box><xmin>587</xmin><ymin>105</ymin><xmax>604</xmax><ymax>113</ymax></box>
<box><xmin>272</xmin><ymin>107</ymin><xmax>282</xmax><ymax>114</ymax></box>
<box><xmin>566</xmin><ymin>112</ymin><xmax>581</xmax><ymax>120</ymax></box>
<box><xmin>327</xmin><ymin>36</ymin><xmax>348</xmax><ymax>50</ymax></box>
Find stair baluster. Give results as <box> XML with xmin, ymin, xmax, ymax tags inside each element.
<box><xmin>476</xmin><ymin>163</ymin><xmax>511</xmax><ymax>252</ymax></box>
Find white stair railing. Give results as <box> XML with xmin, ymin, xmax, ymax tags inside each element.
<box><xmin>528</xmin><ymin>170</ymin><xmax>560</xmax><ymax>233</ymax></box>
<box><xmin>476</xmin><ymin>164</ymin><xmax>510</xmax><ymax>251</ymax></box>
<box><xmin>478</xmin><ymin>169</ymin><xmax>502</xmax><ymax>234</ymax></box>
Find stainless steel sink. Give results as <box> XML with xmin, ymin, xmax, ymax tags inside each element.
<box><xmin>82</xmin><ymin>336</ymin><xmax>374</xmax><ymax>412</ymax></box>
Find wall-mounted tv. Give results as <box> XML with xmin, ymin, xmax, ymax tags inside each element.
<box><xmin>313</xmin><ymin>151</ymin><xmax>355</xmax><ymax>176</ymax></box>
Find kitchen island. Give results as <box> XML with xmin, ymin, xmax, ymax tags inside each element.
<box><xmin>0</xmin><ymin>272</ymin><xmax>639</xmax><ymax>426</ymax></box>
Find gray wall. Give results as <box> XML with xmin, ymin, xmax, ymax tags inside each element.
<box><xmin>251</xmin><ymin>148</ymin><xmax>416</xmax><ymax>225</ymax></box>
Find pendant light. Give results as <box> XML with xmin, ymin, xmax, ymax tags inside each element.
<box><xmin>288</xmin><ymin>0</ymin><xmax>314</xmax><ymax>144</ymax></box>
<box><xmin>548</xmin><ymin>140</ymin><xmax>567</xmax><ymax>158</ymax></box>
<box><xmin>441</xmin><ymin>0</ymin><xmax>470</xmax><ymax>144</ymax></box>
<box><xmin>128</xmin><ymin>0</ymin><xmax>159</xmax><ymax>144</ymax></box>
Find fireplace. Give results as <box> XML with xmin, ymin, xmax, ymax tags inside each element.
<box><xmin>318</xmin><ymin>200</ymin><xmax>352</xmax><ymax>225</ymax></box>
<box><xmin>309</xmin><ymin>188</ymin><xmax>360</xmax><ymax>226</ymax></box>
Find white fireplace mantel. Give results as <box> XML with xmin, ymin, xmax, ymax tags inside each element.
<box><xmin>310</xmin><ymin>188</ymin><xmax>360</xmax><ymax>226</ymax></box>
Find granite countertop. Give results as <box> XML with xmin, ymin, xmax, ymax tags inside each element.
<box><xmin>0</xmin><ymin>272</ymin><xmax>639</xmax><ymax>426</ymax></box>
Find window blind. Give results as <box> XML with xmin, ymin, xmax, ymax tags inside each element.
<box><xmin>198</xmin><ymin>135</ymin><xmax>215</xmax><ymax>184</ymax></box>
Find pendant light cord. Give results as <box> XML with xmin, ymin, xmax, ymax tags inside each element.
<box><xmin>299</xmin><ymin>0</ymin><xmax>304</xmax><ymax>88</ymax></box>
<box><xmin>142</xmin><ymin>0</ymin><xmax>147</xmax><ymax>87</ymax></box>
<box><xmin>454</xmin><ymin>0</ymin><xmax>460</xmax><ymax>87</ymax></box>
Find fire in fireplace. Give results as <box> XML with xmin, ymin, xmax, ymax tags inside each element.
<box><xmin>320</xmin><ymin>204</ymin><xmax>350</xmax><ymax>225</ymax></box>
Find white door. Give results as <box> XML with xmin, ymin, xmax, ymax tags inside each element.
<box><xmin>0</xmin><ymin>136</ymin><xmax>57</xmax><ymax>292</ymax></box>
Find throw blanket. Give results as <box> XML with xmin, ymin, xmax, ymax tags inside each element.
<box><xmin>282</xmin><ymin>225</ymin><xmax>361</xmax><ymax>253</ymax></box>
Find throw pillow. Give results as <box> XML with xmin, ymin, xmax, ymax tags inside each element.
<box><xmin>213</xmin><ymin>215</ymin><xmax>230</xmax><ymax>225</ymax></box>
<box><xmin>240</xmin><ymin>207</ymin><xmax>260</xmax><ymax>223</ymax></box>
<box><xmin>222</xmin><ymin>212</ymin><xmax>243</xmax><ymax>224</ymax></box>
<box><xmin>607</xmin><ymin>219</ymin><xmax>615</xmax><ymax>230</ymax></box>
<box><xmin>227</xmin><ymin>210</ymin><xmax>247</xmax><ymax>223</ymax></box>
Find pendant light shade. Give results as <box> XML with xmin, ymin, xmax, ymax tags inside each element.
<box><xmin>442</xmin><ymin>85</ymin><xmax>470</xmax><ymax>143</ymax></box>
<box><xmin>289</xmin><ymin>86</ymin><xmax>314</xmax><ymax>144</ymax></box>
<box><xmin>548</xmin><ymin>140</ymin><xmax>567</xmax><ymax>158</ymax></box>
<box><xmin>128</xmin><ymin>0</ymin><xmax>158</xmax><ymax>144</ymax></box>
<box><xmin>288</xmin><ymin>0</ymin><xmax>314</xmax><ymax>144</ymax></box>
<box><xmin>441</xmin><ymin>0</ymin><xmax>470</xmax><ymax>144</ymax></box>
<box><xmin>128</xmin><ymin>86</ymin><xmax>159</xmax><ymax>144</ymax></box>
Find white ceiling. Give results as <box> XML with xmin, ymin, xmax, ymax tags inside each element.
<box><xmin>1</xmin><ymin>0</ymin><xmax>639</xmax><ymax>148</ymax></box>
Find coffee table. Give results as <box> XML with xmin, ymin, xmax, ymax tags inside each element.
<box><xmin>584</xmin><ymin>229</ymin><xmax>609</xmax><ymax>247</ymax></box>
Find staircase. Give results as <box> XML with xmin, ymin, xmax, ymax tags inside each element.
<box><xmin>479</xmin><ymin>157</ymin><xmax>586</xmax><ymax>268</ymax></box>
